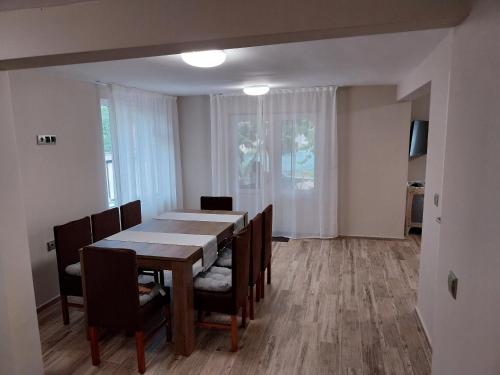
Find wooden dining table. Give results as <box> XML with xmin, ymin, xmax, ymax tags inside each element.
<box><xmin>92</xmin><ymin>208</ymin><xmax>247</xmax><ymax>356</ymax></box>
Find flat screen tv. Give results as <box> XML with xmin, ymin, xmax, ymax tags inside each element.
<box><xmin>409</xmin><ymin>120</ymin><xmax>428</xmax><ymax>158</ymax></box>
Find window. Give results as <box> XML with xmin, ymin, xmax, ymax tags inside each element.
<box><xmin>281</xmin><ymin>118</ymin><xmax>315</xmax><ymax>190</ymax></box>
<box><xmin>235</xmin><ymin>115</ymin><xmax>315</xmax><ymax>191</ymax></box>
<box><xmin>235</xmin><ymin>115</ymin><xmax>270</xmax><ymax>190</ymax></box>
<box><xmin>237</xmin><ymin>119</ymin><xmax>259</xmax><ymax>189</ymax></box>
<box><xmin>211</xmin><ymin>87</ymin><xmax>337</xmax><ymax>238</ymax></box>
<box><xmin>100</xmin><ymin>99</ymin><xmax>117</xmax><ymax>207</ymax></box>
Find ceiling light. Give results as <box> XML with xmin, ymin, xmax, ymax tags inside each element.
<box><xmin>243</xmin><ymin>85</ymin><xmax>270</xmax><ymax>96</ymax></box>
<box><xmin>181</xmin><ymin>50</ymin><xmax>226</xmax><ymax>68</ymax></box>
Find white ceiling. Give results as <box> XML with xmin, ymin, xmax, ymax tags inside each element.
<box><xmin>37</xmin><ymin>29</ymin><xmax>449</xmax><ymax>96</ymax></box>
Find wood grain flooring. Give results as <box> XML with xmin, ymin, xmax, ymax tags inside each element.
<box><xmin>38</xmin><ymin>236</ymin><xmax>431</xmax><ymax>375</ymax></box>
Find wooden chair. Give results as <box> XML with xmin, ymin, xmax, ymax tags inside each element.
<box><xmin>194</xmin><ymin>226</ymin><xmax>251</xmax><ymax>352</ymax></box>
<box><xmin>91</xmin><ymin>207</ymin><xmax>121</xmax><ymax>242</ymax></box>
<box><xmin>120</xmin><ymin>200</ymin><xmax>162</xmax><ymax>283</ymax></box>
<box><xmin>213</xmin><ymin>214</ymin><xmax>262</xmax><ymax>319</ymax></box>
<box><xmin>120</xmin><ymin>200</ymin><xmax>142</xmax><ymax>230</ymax></box>
<box><xmin>248</xmin><ymin>213</ymin><xmax>263</xmax><ymax>320</ymax></box>
<box><xmin>54</xmin><ymin>216</ymin><xmax>92</xmax><ymax>325</ymax></box>
<box><xmin>260</xmin><ymin>204</ymin><xmax>273</xmax><ymax>298</ymax></box>
<box><xmin>81</xmin><ymin>246</ymin><xmax>171</xmax><ymax>374</ymax></box>
<box><xmin>200</xmin><ymin>196</ymin><xmax>233</xmax><ymax>211</ymax></box>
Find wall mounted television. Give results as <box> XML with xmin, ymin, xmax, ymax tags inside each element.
<box><xmin>409</xmin><ymin>120</ymin><xmax>429</xmax><ymax>158</ymax></box>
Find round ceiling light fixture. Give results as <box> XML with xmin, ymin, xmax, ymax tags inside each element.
<box><xmin>243</xmin><ymin>85</ymin><xmax>270</xmax><ymax>96</ymax></box>
<box><xmin>181</xmin><ymin>50</ymin><xmax>226</xmax><ymax>68</ymax></box>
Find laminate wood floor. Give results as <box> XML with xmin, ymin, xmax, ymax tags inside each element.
<box><xmin>39</xmin><ymin>236</ymin><xmax>431</xmax><ymax>375</ymax></box>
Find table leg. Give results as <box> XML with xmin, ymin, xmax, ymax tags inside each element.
<box><xmin>172</xmin><ymin>262</ymin><xmax>195</xmax><ymax>356</ymax></box>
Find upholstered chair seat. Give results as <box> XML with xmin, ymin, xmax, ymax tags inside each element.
<box><xmin>214</xmin><ymin>247</ymin><xmax>232</xmax><ymax>268</ymax></box>
<box><xmin>194</xmin><ymin>266</ymin><xmax>232</xmax><ymax>292</ymax></box>
<box><xmin>162</xmin><ymin>259</ymin><xmax>203</xmax><ymax>287</ymax></box>
<box><xmin>65</xmin><ymin>262</ymin><xmax>81</xmax><ymax>276</ymax></box>
<box><xmin>194</xmin><ymin>226</ymin><xmax>251</xmax><ymax>352</ymax></box>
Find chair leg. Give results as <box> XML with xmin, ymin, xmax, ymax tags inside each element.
<box><xmin>230</xmin><ymin>315</ymin><xmax>238</xmax><ymax>352</ymax></box>
<box><xmin>249</xmin><ymin>285</ymin><xmax>255</xmax><ymax>320</ymax></box>
<box><xmin>241</xmin><ymin>301</ymin><xmax>247</xmax><ymax>328</ymax></box>
<box><xmin>256</xmin><ymin>274</ymin><xmax>261</xmax><ymax>302</ymax></box>
<box><xmin>164</xmin><ymin>305</ymin><xmax>172</xmax><ymax>343</ymax></box>
<box><xmin>159</xmin><ymin>271</ymin><xmax>165</xmax><ymax>287</ymax></box>
<box><xmin>135</xmin><ymin>331</ymin><xmax>146</xmax><ymax>374</ymax></box>
<box><xmin>89</xmin><ymin>327</ymin><xmax>100</xmax><ymax>366</ymax></box>
<box><xmin>61</xmin><ymin>295</ymin><xmax>70</xmax><ymax>325</ymax></box>
<box><xmin>267</xmin><ymin>262</ymin><xmax>272</xmax><ymax>284</ymax></box>
<box><xmin>260</xmin><ymin>271</ymin><xmax>265</xmax><ymax>299</ymax></box>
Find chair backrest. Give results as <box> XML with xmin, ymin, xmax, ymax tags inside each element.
<box><xmin>54</xmin><ymin>216</ymin><xmax>92</xmax><ymax>274</ymax></box>
<box><xmin>200</xmin><ymin>196</ymin><xmax>233</xmax><ymax>211</ymax></box>
<box><xmin>249</xmin><ymin>213</ymin><xmax>263</xmax><ymax>286</ymax></box>
<box><xmin>120</xmin><ymin>200</ymin><xmax>142</xmax><ymax>230</ymax></box>
<box><xmin>91</xmin><ymin>207</ymin><xmax>121</xmax><ymax>242</ymax></box>
<box><xmin>231</xmin><ymin>226</ymin><xmax>251</xmax><ymax>308</ymax></box>
<box><xmin>261</xmin><ymin>204</ymin><xmax>273</xmax><ymax>270</ymax></box>
<box><xmin>81</xmin><ymin>246</ymin><xmax>141</xmax><ymax>331</ymax></box>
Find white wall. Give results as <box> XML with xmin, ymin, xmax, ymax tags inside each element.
<box><xmin>338</xmin><ymin>86</ymin><xmax>410</xmax><ymax>239</ymax></box>
<box><xmin>178</xmin><ymin>95</ymin><xmax>212</xmax><ymax>209</ymax></box>
<box><xmin>431</xmin><ymin>0</ymin><xmax>500</xmax><ymax>373</ymax></box>
<box><xmin>407</xmin><ymin>156</ymin><xmax>426</xmax><ymax>182</ymax></box>
<box><xmin>9</xmin><ymin>70</ymin><xmax>108</xmax><ymax>306</ymax></box>
<box><xmin>0</xmin><ymin>71</ymin><xmax>44</xmax><ymax>374</ymax></box>
<box><xmin>180</xmin><ymin>87</ymin><xmax>411</xmax><ymax>239</ymax></box>
<box><xmin>408</xmin><ymin>93</ymin><xmax>430</xmax><ymax>182</ymax></box>
<box><xmin>397</xmin><ymin>32</ymin><xmax>452</xmax><ymax>344</ymax></box>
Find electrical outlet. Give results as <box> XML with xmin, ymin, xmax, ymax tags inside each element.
<box><xmin>448</xmin><ymin>271</ymin><xmax>458</xmax><ymax>299</ymax></box>
<box><xmin>47</xmin><ymin>240</ymin><xmax>56</xmax><ymax>252</ymax></box>
<box><xmin>37</xmin><ymin>135</ymin><xmax>57</xmax><ymax>145</ymax></box>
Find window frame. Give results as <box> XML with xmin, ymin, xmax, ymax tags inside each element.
<box><xmin>99</xmin><ymin>98</ymin><xmax>118</xmax><ymax>208</ymax></box>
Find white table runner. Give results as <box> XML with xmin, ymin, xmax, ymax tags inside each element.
<box><xmin>155</xmin><ymin>212</ymin><xmax>245</xmax><ymax>233</ymax></box>
<box><xmin>106</xmin><ymin>231</ymin><xmax>217</xmax><ymax>271</ymax></box>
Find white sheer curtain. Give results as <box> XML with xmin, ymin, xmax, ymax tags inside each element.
<box><xmin>211</xmin><ymin>87</ymin><xmax>337</xmax><ymax>238</ymax></box>
<box><xmin>102</xmin><ymin>84</ymin><xmax>182</xmax><ymax>220</ymax></box>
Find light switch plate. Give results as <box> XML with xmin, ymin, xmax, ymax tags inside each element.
<box><xmin>448</xmin><ymin>271</ymin><xmax>458</xmax><ymax>299</ymax></box>
<box><xmin>37</xmin><ymin>135</ymin><xmax>57</xmax><ymax>145</ymax></box>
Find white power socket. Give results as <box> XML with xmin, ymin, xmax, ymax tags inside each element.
<box><xmin>37</xmin><ymin>135</ymin><xmax>57</xmax><ymax>145</ymax></box>
<box><xmin>47</xmin><ymin>240</ymin><xmax>56</xmax><ymax>252</ymax></box>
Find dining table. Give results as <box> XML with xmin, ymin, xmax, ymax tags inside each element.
<box><xmin>91</xmin><ymin>208</ymin><xmax>247</xmax><ymax>356</ymax></box>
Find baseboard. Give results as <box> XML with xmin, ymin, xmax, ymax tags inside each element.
<box><xmin>414</xmin><ymin>306</ymin><xmax>432</xmax><ymax>352</ymax></box>
<box><xmin>272</xmin><ymin>236</ymin><xmax>289</xmax><ymax>242</ymax></box>
<box><xmin>37</xmin><ymin>295</ymin><xmax>60</xmax><ymax>313</ymax></box>
<box><xmin>282</xmin><ymin>235</ymin><xmax>407</xmax><ymax>241</ymax></box>
<box><xmin>336</xmin><ymin>235</ymin><xmax>406</xmax><ymax>241</ymax></box>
